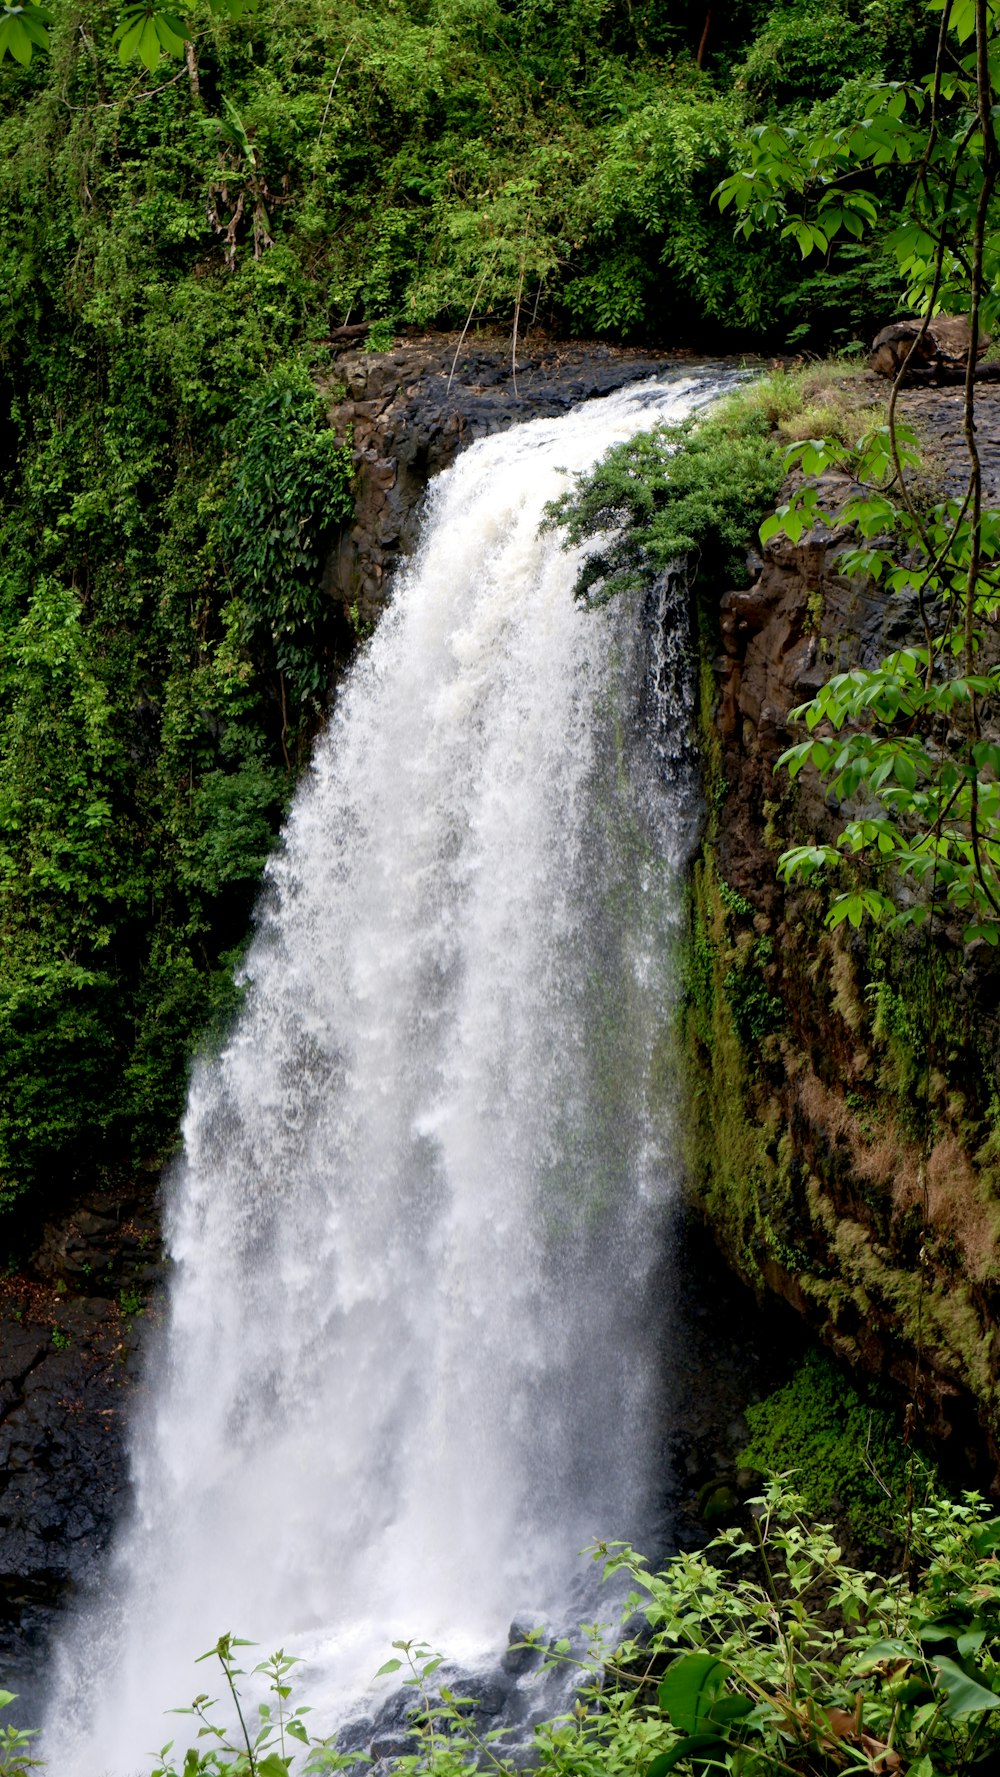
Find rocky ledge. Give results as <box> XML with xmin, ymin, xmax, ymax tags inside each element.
<box><xmin>320</xmin><ymin>332</ymin><xmax>705</xmax><ymax>624</ymax></box>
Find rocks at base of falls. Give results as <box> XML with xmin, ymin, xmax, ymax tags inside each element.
<box><xmin>339</xmin><ymin>1623</ymin><xmax>591</xmax><ymax>1771</ymax></box>
<box><xmin>338</xmin><ymin>1228</ymin><xmax>804</xmax><ymax>1771</ymax></box>
<box><xmin>500</xmin><ymin>1620</ymin><xmax>546</xmax><ymax>1678</ymax></box>
<box><xmin>321</xmin><ymin>334</ymin><xmax>715</xmax><ymax>632</ymax></box>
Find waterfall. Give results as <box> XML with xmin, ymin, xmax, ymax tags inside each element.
<box><xmin>44</xmin><ymin>369</ymin><xmax>727</xmax><ymax>1773</ymax></box>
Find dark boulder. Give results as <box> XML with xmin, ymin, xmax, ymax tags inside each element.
<box><xmin>870</xmin><ymin>314</ymin><xmax>993</xmax><ymax>380</ymax></box>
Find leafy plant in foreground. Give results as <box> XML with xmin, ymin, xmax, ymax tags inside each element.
<box><xmin>544</xmin><ymin>1481</ymin><xmax>1000</xmax><ymax>1776</ymax></box>
<box><xmin>10</xmin><ymin>1484</ymin><xmax>1000</xmax><ymax>1773</ymax></box>
<box><xmin>39</xmin><ymin>1482</ymin><xmax>1000</xmax><ymax>1777</ymax></box>
<box><xmin>150</xmin><ymin>1635</ymin><xmax>362</xmax><ymax>1775</ymax></box>
<box><xmin>0</xmin><ymin>1691</ymin><xmax>41</xmax><ymax>1775</ymax></box>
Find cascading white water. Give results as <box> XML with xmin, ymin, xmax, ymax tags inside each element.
<box><xmin>44</xmin><ymin>369</ymin><xmax>729</xmax><ymax>1774</ymax></box>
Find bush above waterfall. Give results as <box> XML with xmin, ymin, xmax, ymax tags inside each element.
<box><xmin>545</xmin><ymin>398</ymin><xmax>784</xmax><ymax>605</ymax></box>
<box><xmin>547</xmin><ymin>363</ymin><xmax>881</xmax><ymax>606</ymax></box>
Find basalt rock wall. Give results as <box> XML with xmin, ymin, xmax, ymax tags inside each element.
<box><xmin>683</xmin><ymin>380</ymin><xmax>1000</xmax><ymax>1488</ymax></box>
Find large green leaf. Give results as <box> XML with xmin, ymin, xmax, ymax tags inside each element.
<box><xmin>257</xmin><ymin>1757</ymin><xmax>292</xmax><ymax>1777</ymax></box>
<box><xmin>658</xmin><ymin>1654</ymin><xmax>731</xmax><ymax>1734</ymax></box>
<box><xmin>971</xmin><ymin>1519</ymin><xmax>1000</xmax><ymax>1556</ymax></box>
<box><xmin>934</xmin><ymin>1656</ymin><xmax>1000</xmax><ymax>1718</ymax></box>
<box><xmin>851</xmin><ymin>1638</ymin><xmax>916</xmax><ymax>1672</ymax></box>
<box><xmin>0</xmin><ymin>3</ymin><xmax>50</xmax><ymax>62</ymax></box>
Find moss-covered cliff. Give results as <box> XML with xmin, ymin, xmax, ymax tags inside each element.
<box><xmin>681</xmin><ymin>380</ymin><xmax>1000</xmax><ymax>1487</ymax></box>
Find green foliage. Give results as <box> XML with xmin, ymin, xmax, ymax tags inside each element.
<box><xmin>363</xmin><ymin>321</ymin><xmax>396</xmax><ymax>354</ymax></box>
<box><xmin>548</xmin><ymin>360</ymin><xmax>882</xmax><ymax>609</ymax></box>
<box><xmin>717</xmin><ymin>881</ymin><xmax>753</xmax><ymax>919</ymax></box>
<box><xmin>558</xmin><ymin>90</ymin><xmax>789</xmax><ymax>336</ymax></box>
<box><xmin>219</xmin><ymin>364</ymin><xmax>354</xmax><ymax>724</ymax></box>
<box><xmin>0</xmin><ymin>0</ymin><xmax>960</xmax><ymax>1227</ymax></box>
<box><xmin>740</xmin><ymin>1348</ymin><xmax>932</xmax><ymax>1545</ymax></box>
<box><xmin>0</xmin><ymin>3</ymin><xmax>49</xmax><ymax>65</ymax></box>
<box><xmin>718</xmin><ymin>0</ymin><xmax>1000</xmax><ymax>943</ymax></box>
<box><xmin>581</xmin><ymin>1483</ymin><xmax>1000</xmax><ymax>1777</ymax></box>
<box><xmin>718</xmin><ymin>0</ymin><xmax>1000</xmax><ymax>325</ymax></box>
<box><xmin>733</xmin><ymin>0</ymin><xmax>885</xmax><ymax>117</ymax></box>
<box><xmin>546</xmin><ymin>393</ymin><xmax>786</xmax><ymax>605</ymax></box>
<box><xmin>721</xmin><ymin>936</ymin><xmax>784</xmax><ymax>1045</ymax></box>
<box><xmin>0</xmin><ymin>0</ymin><xmax>933</xmax><ymax>356</ymax></box>
<box><xmin>0</xmin><ymin>298</ymin><xmax>350</xmax><ymax>1215</ymax></box>
<box><xmin>0</xmin><ymin>1689</ymin><xmax>41</xmax><ymax>1773</ymax></box>
<box><xmin>772</xmin><ymin>434</ymin><xmax>1000</xmax><ymax>941</ymax></box>
<box><xmin>55</xmin><ymin>1483</ymin><xmax>1000</xmax><ymax>1777</ymax></box>
<box><xmin>0</xmin><ymin>0</ymin><xmax>939</xmax><ymax>346</ymax></box>
<box><xmin>150</xmin><ymin>1636</ymin><xmax>360</xmax><ymax>1774</ymax></box>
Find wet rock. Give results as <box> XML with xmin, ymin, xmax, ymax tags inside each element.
<box><xmin>371</xmin><ymin>1733</ymin><xmax>421</xmax><ymax>1760</ymax></box>
<box><xmin>452</xmin><ymin>1672</ymin><xmax>513</xmax><ymax>1716</ymax></box>
<box><xmin>371</xmin><ymin>1686</ymin><xmax>420</xmax><ymax>1734</ymax></box>
<box><xmin>321</xmin><ymin>335</ymin><xmax>725</xmax><ymax>634</ymax></box>
<box><xmin>337</xmin><ymin>1714</ymin><xmax>374</xmax><ymax>1753</ymax></box>
<box><xmin>501</xmin><ymin>1619</ymin><xmax>546</xmax><ymax>1677</ymax></box>
<box><xmin>0</xmin><ymin>1180</ymin><xmax>162</xmax><ymax>1723</ymax></box>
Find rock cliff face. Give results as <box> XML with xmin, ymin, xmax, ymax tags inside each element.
<box><xmin>683</xmin><ymin>380</ymin><xmax>1000</xmax><ymax>1488</ymax></box>
<box><xmin>0</xmin><ymin>1182</ymin><xmax>156</xmax><ymax>1720</ymax></box>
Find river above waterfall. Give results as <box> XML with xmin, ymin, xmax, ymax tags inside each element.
<box><xmin>43</xmin><ymin>368</ymin><xmax>738</xmax><ymax>1773</ymax></box>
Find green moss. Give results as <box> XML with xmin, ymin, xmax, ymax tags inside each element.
<box><xmin>677</xmin><ymin>847</ymin><xmax>795</xmax><ymax>1286</ymax></box>
<box><xmin>740</xmin><ymin>1348</ymin><xmax>935</xmax><ymax>1550</ymax></box>
<box><xmin>722</xmin><ymin>934</ymin><xmax>785</xmax><ymax>1044</ymax></box>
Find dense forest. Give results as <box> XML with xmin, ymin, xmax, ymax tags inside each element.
<box><xmin>0</xmin><ymin>0</ymin><xmax>946</xmax><ymax>1233</ymax></box>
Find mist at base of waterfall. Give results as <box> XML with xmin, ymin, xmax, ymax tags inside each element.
<box><xmin>43</xmin><ymin>369</ymin><xmax>734</xmax><ymax>1775</ymax></box>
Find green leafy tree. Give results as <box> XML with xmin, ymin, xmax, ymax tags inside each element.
<box><xmin>0</xmin><ymin>0</ymin><xmax>254</xmax><ymax>69</ymax></box>
<box><xmin>717</xmin><ymin>0</ymin><xmax>1000</xmax><ymax>942</ymax></box>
